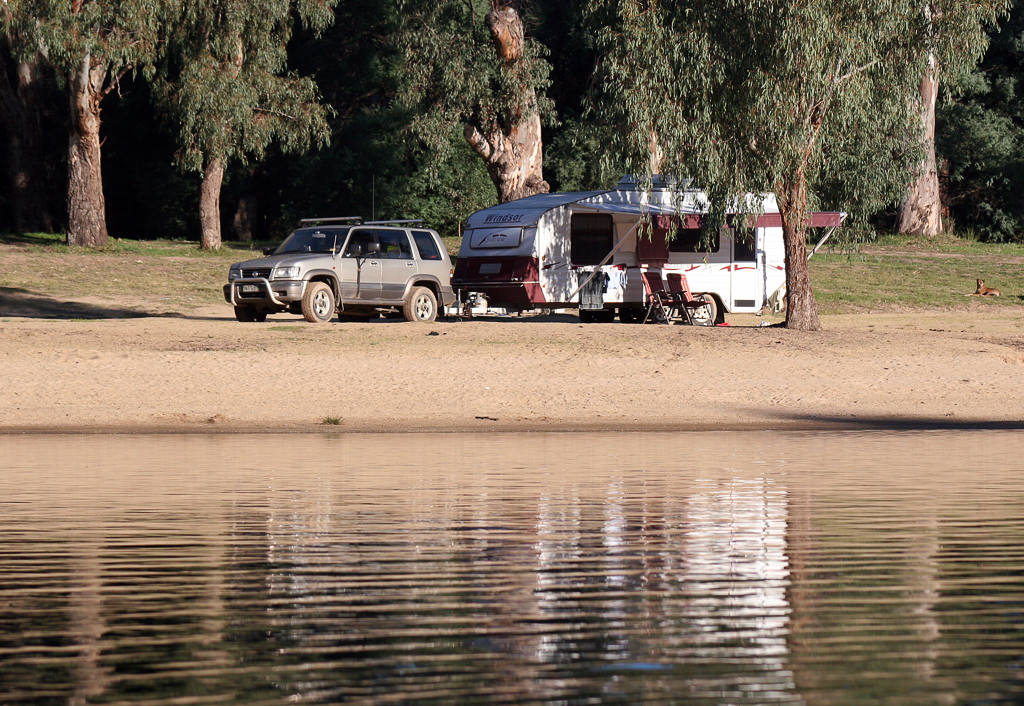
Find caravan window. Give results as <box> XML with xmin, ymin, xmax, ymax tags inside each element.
<box><xmin>571</xmin><ymin>213</ymin><xmax>614</xmax><ymax>265</ymax></box>
<box><xmin>733</xmin><ymin>228</ymin><xmax>756</xmax><ymax>262</ymax></box>
<box><xmin>470</xmin><ymin>227</ymin><xmax>523</xmax><ymax>249</ymax></box>
<box><xmin>669</xmin><ymin>228</ymin><xmax>719</xmax><ymax>254</ymax></box>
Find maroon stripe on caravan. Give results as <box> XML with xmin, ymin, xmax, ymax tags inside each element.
<box><xmin>655</xmin><ymin>212</ymin><xmax>843</xmax><ymax>229</ymax></box>
<box><xmin>754</xmin><ymin>212</ymin><xmax>845</xmax><ymax>228</ymax></box>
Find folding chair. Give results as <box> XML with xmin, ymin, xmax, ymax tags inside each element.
<box><xmin>666</xmin><ymin>272</ymin><xmax>714</xmax><ymax>326</ymax></box>
<box><xmin>641</xmin><ymin>270</ymin><xmax>678</xmax><ymax>324</ymax></box>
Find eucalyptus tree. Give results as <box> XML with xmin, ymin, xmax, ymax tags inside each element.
<box><xmin>394</xmin><ymin>0</ymin><xmax>554</xmax><ymax>203</ymax></box>
<box><xmin>938</xmin><ymin>1</ymin><xmax>1024</xmax><ymax>240</ymax></box>
<box><xmin>1</xmin><ymin>0</ymin><xmax>162</xmax><ymax>246</ymax></box>
<box><xmin>154</xmin><ymin>0</ymin><xmax>335</xmax><ymax>250</ymax></box>
<box><xmin>590</xmin><ymin>0</ymin><xmax>1004</xmax><ymax>330</ymax></box>
<box><xmin>898</xmin><ymin>1</ymin><xmax>1008</xmax><ymax>236</ymax></box>
<box><xmin>0</xmin><ymin>28</ymin><xmax>54</xmax><ymax>233</ymax></box>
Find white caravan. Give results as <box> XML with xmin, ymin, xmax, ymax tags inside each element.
<box><xmin>453</xmin><ymin>176</ymin><xmax>843</xmax><ymax>322</ymax></box>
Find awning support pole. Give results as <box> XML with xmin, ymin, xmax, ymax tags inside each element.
<box><xmin>567</xmin><ymin>219</ymin><xmax>643</xmax><ymax>302</ymax></box>
<box><xmin>807</xmin><ymin>226</ymin><xmax>837</xmax><ymax>261</ymax></box>
<box><xmin>807</xmin><ymin>214</ymin><xmax>847</xmax><ymax>261</ymax></box>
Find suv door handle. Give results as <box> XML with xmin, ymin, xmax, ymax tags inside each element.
<box><xmin>406</xmin><ymin>262</ymin><xmax>414</xmax><ymax>267</ymax></box>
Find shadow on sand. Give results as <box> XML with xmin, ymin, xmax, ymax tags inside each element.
<box><xmin>0</xmin><ymin>287</ymin><xmax>225</xmax><ymax>320</ymax></box>
<box><xmin>769</xmin><ymin>412</ymin><xmax>1024</xmax><ymax>431</ymax></box>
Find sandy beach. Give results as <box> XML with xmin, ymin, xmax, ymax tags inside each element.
<box><xmin>2</xmin><ymin>291</ymin><xmax>1023</xmax><ymax>432</ymax></box>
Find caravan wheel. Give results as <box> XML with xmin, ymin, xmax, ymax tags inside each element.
<box><xmin>691</xmin><ymin>294</ymin><xmax>717</xmax><ymax>326</ymax></box>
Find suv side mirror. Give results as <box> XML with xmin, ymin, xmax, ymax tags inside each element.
<box><xmin>347</xmin><ymin>243</ymin><xmax>362</xmax><ymax>257</ymax></box>
<box><xmin>366</xmin><ymin>241</ymin><xmax>381</xmax><ymax>254</ymax></box>
<box><xmin>262</xmin><ymin>246</ymin><xmax>277</xmax><ymax>256</ymax></box>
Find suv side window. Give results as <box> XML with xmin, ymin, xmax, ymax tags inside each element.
<box><xmin>412</xmin><ymin>230</ymin><xmax>443</xmax><ymax>261</ymax></box>
<box><xmin>343</xmin><ymin>230</ymin><xmax>377</xmax><ymax>257</ymax></box>
<box><xmin>375</xmin><ymin>229</ymin><xmax>413</xmax><ymax>259</ymax></box>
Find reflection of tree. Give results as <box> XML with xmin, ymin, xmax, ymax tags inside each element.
<box><xmin>67</xmin><ymin>543</ymin><xmax>112</xmax><ymax>706</ymax></box>
<box><xmin>784</xmin><ymin>460</ymin><xmax>1019</xmax><ymax>706</ymax></box>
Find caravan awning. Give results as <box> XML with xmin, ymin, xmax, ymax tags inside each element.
<box><xmin>576</xmin><ymin>202</ymin><xmax>845</xmax><ymax>229</ymax></box>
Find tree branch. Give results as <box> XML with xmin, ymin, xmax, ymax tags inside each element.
<box><xmin>464</xmin><ymin>123</ymin><xmax>494</xmax><ymax>160</ymax></box>
<box><xmin>254</xmin><ymin>106</ymin><xmax>299</xmax><ymax>121</ymax></box>
<box><xmin>99</xmin><ymin>63</ymin><xmax>134</xmax><ymax>100</ymax></box>
<box><xmin>834</xmin><ymin>58</ymin><xmax>878</xmax><ymax>86</ymax></box>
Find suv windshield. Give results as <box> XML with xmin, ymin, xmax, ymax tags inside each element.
<box><xmin>276</xmin><ymin>227</ymin><xmax>349</xmax><ymax>255</ymax></box>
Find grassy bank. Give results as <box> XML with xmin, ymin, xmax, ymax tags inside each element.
<box><xmin>810</xmin><ymin>233</ymin><xmax>1024</xmax><ymax>314</ymax></box>
<box><xmin>2</xmin><ymin>231</ymin><xmax>1022</xmax><ymax>315</ymax></box>
<box><xmin>0</xmin><ymin>233</ymin><xmax>253</xmax><ymax>308</ymax></box>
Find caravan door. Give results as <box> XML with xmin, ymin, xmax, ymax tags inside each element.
<box><xmin>729</xmin><ymin>228</ymin><xmax>763</xmax><ymax>312</ymax></box>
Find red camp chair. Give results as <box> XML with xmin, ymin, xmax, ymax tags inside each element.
<box><xmin>640</xmin><ymin>270</ymin><xmax>678</xmax><ymax>324</ymax></box>
<box><xmin>666</xmin><ymin>272</ymin><xmax>715</xmax><ymax>326</ymax></box>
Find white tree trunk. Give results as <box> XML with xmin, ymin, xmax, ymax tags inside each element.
<box><xmin>898</xmin><ymin>55</ymin><xmax>942</xmax><ymax>237</ymax></box>
<box><xmin>464</xmin><ymin>6</ymin><xmax>549</xmax><ymax>203</ymax></box>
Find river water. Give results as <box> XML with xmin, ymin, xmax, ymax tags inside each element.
<box><xmin>1</xmin><ymin>431</ymin><xmax>1022</xmax><ymax>705</ymax></box>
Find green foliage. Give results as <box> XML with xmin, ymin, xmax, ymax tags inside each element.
<box><xmin>386</xmin><ymin>135</ymin><xmax>498</xmax><ymax>238</ymax></box>
<box><xmin>1</xmin><ymin>0</ymin><xmax>163</xmax><ymax>82</ymax></box>
<box><xmin>545</xmin><ymin>119</ymin><xmax>624</xmax><ymax>192</ymax></box>
<box><xmin>266</xmin><ymin>115</ymin><xmax>497</xmax><ymax>240</ymax></box>
<box><xmin>938</xmin><ymin>1</ymin><xmax>1024</xmax><ymax>241</ymax></box>
<box><xmin>101</xmin><ymin>77</ymin><xmax>201</xmax><ymax>240</ymax></box>
<box><xmin>391</xmin><ymin>0</ymin><xmax>554</xmax><ymax>181</ymax></box>
<box><xmin>153</xmin><ymin>0</ymin><xmax>336</xmax><ymax>172</ymax></box>
<box><xmin>588</xmin><ymin>0</ymin><xmax>946</xmax><ymax>224</ymax></box>
<box><xmin>587</xmin><ymin>0</ymin><xmax>1005</xmax><ymax>328</ymax></box>
<box><xmin>5</xmin><ymin>0</ymin><xmax>1020</xmax><ymax>248</ymax></box>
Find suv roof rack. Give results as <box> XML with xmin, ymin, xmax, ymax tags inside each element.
<box><xmin>300</xmin><ymin>216</ymin><xmax>362</xmax><ymax>224</ymax></box>
<box><xmin>363</xmin><ymin>219</ymin><xmax>424</xmax><ymax>226</ymax></box>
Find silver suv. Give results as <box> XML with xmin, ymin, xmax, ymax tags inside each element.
<box><xmin>223</xmin><ymin>218</ymin><xmax>455</xmax><ymax>323</ymax></box>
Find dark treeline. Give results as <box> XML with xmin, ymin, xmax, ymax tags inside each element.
<box><xmin>2</xmin><ymin>0</ymin><xmax>1022</xmax><ymax>245</ymax></box>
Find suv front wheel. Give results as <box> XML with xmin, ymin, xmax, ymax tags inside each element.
<box><xmin>302</xmin><ymin>282</ymin><xmax>336</xmax><ymax>323</ymax></box>
<box><xmin>404</xmin><ymin>286</ymin><xmax>437</xmax><ymax>323</ymax></box>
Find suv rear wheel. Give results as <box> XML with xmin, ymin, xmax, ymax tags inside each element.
<box><xmin>404</xmin><ymin>286</ymin><xmax>437</xmax><ymax>322</ymax></box>
<box><xmin>302</xmin><ymin>282</ymin><xmax>335</xmax><ymax>323</ymax></box>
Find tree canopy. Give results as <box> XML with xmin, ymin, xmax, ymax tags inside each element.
<box><xmin>152</xmin><ymin>0</ymin><xmax>336</xmax><ymax>248</ymax></box>
<box><xmin>587</xmin><ymin>0</ymin><xmax>1006</xmax><ymax>329</ymax></box>
<box><xmin>2</xmin><ymin>0</ymin><xmax>1022</xmax><ymax>255</ymax></box>
<box><xmin>393</xmin><ymin>0</ymin><xmax>554</xmax><ymax>202</ymax></box>
<box><xmin>938</xmin><ymin>1</ymin><xmax>1024</xmax><ymax>240</ymax></box>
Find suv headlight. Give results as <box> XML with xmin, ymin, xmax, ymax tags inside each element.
<box><xmin>228</xmin><ymin>267</ymin><xmax>241</xmax><ymax>281</ymax></box>
<box><xmin>273</xmin><ymin>266</ymin><xmax>301</xmax><ymax>280</ymax></box>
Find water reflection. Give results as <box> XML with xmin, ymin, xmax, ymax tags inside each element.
<box><xmin>1</xmin><ymin>431</ymin><xmax>1022</xmax><ymax>705</ymax></box>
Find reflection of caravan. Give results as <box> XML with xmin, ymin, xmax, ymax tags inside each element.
<box><xmin>453</xmin><ymin>176</ymin><xmax>844</xmax><ymax>322</ymax></box>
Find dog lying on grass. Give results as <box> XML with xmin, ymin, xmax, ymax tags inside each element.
<box><xmin>966</xmin><ymin>279</ymin><xmax>1001</xmax><ymax>297</ymax></box>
